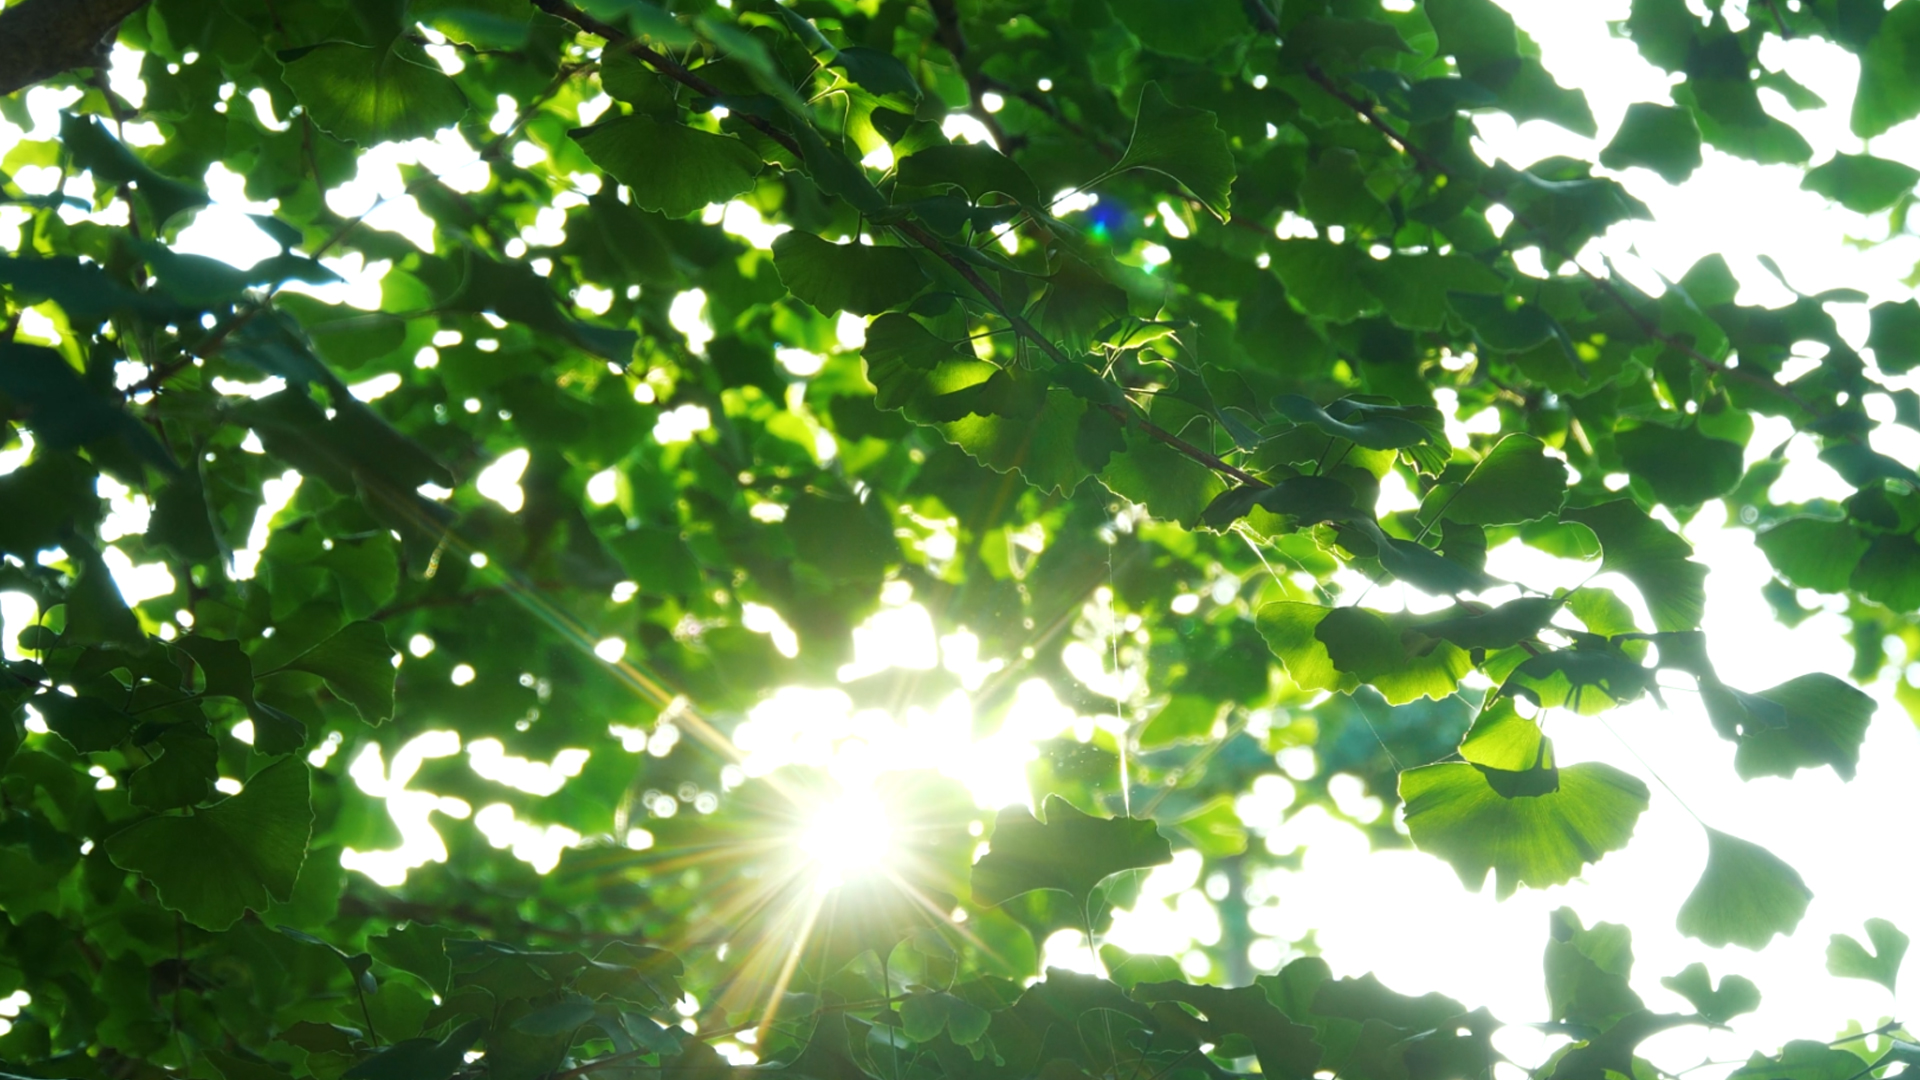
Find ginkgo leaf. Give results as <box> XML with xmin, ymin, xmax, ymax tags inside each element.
<box><xmin>1710</xmin><ymin>673</ymin><xmax>1875</xmax><ymax>781</ymax></box>
<box><xmin>1414</xmin><ymin>597</ymin><xmax>1562</xmax><ymax>651</ymax></box>
<box><xmin>1442</xmin><ymin>434</ymin><xmax>1568</xmax><ymax>525</ymax></box>
<box><xmin>1131</xmin><ymin>981</ymin><xmax>1322</xmax><ymax>1079</ymax></box>
<box><xmin>1400</xmin><ymin>759</ymin><xmax>1649</xmax><ymax>898</ymax></box>
<box><xmin>1660</xmin><ymin>963</ymin><xmax>1761</xmax><ymax>1025</ymax></box>
<box><xmin>284</xmin><ymin>621</ymin><xmax>398</xmax><ymax>725</ymax></box>
<box><xmin>1563</xmin><ymin>501</ymin><xmax>1709</xmax><ymax>632</ymax></box>
<box><xmin>1099</xmin><ymin>428</ymin><xmax>1227</xmax><ymax>529</ymax></box>
<box><xmin>342</xmin><ymin>1019</ymin><xmax>485</xmax><ymax>1080</ymax></box>
<box><xmin>1755</xmin><ymin>517</ymin><xmax>1870</xmax><ymax>593</ymax></box>
<box><xmin>1802</xmin><ymin>153</ymin><xmax>1920</xmax><ymax>213</ymax></box>
<box><xmin>1826</xmin><ymin>918</ymin><xmax>1908</xmax><ymax>992</ymax></box>
<box><xmin>104</xmin><ymin>758</ymin><xmax>313</xmax><ymax>931</ymax></box>
<box><xmin>971</xmin><ymin>795</ymin><xmax>1172</xmax><ymax>909</ymax></box>
<box><xmin>1599</xmin><ymin>103</ymin><xmax>1703</xmax><ymax>183</ymax></box>
<box><xmin>899</xmin><ymin>991</ymin><xmax>992</xmax><ymax>1044</ymax></box>
<box><xmin>1500</xmin><ymin>643</ymin><xmax>1659</xmax><ymax>716</ymax></box>
<box><xmin>282</xmin><ymin>37</ymin><xmax>468</xmax><ymax>147</ymax></box>
<box><xmin>571</xmin><ymin>114</ymin><xmax>762</xmax><ymax>218</ymax></box>
<box><xmin>1544</xmin><ymin>908</ymin><xmax>1642</xmax><ymax>1029</ymax></box>
<box><xmin>1615</xmin><ymin>422</ymin><xmax>1744</xmax><ymax>507</ymax></box>
<box><xmin>1107</xmin><ymin>0</ymin><xmax>1249</xmax><ymax>59</ymax></box>
<box><xmin>1676</xmin><ymin>829</ymin><xmax>1812</xmax><ymax>950</ymax></box>
<box><xmin>772</xmin><ymin>231</ymin><xmax>928</xmax><ymax>316</ymax></box>
<box><xmin>1114</xmin><ymin>83</ymin><xmax>1236</xmax><ymax>219</ymax></box>
<box><xmin>1259</xmin><ymin>602</ymin><xmax>1473</xmax><ymax>704</ymax></box>
<box><xmin>938</xmin><ymin>389</ymin><xmax>1090</xmax><ymax>495</ymax></box>
<box><xmin>896</xmin><ymin>143</ymin><xmax>1039</xmax><ymax>206</ymax></box>
<box><xmin>34</xmin><ymin>691</ymin><xmax>133</xmax><ymax>753</ymax></box>
<box><xmin>1274</xmin><ymin>395</ymin><xmax>1435</xmax><ymax>450</ymax></box>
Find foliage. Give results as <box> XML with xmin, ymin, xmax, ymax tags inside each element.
<box><xmin>0</xmin><ymin>0</ymin><xmax>1918</xmax><ymax>1077</ymax></box>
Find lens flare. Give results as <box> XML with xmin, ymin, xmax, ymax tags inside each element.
<box><xmin>799</xmin><ymin>790</ymin><xmax>893</xmax><ymax>885</ymax></box>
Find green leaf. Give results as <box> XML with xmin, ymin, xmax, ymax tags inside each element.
<box><xmin>1270</xmin><ymin>240</ymin><xmax>1377</xmax><ymax>321</ymax></box>
<box><xmin>1168</xmin><ymin>795</ymin><xmax>1248</xmax><ymax>857</ymax></box>
<box><xmin>1347</xmin><ymin>518</ymin><xmax>1503</xmax><ymax>596</ymax></box>
<box><xmin>34</xmin><ymin>692</ymin><xmax>134</xmax><ymax>753</ymax></box>
<box><xmin>1721</xmin><ymin>673</ymin><xmax>1875</xmax><ymax>781</ymax></box>
<box><xmin>104</xmin><ymin>757</ymin><xmax>313</xmax><ymax>931</ymax></box>
<box><xmin>1850</xmin><ymin>532</ymin><xmax>1920</xmax><ymax>610</ymax></box>
<box><xmin>1259</xmin><ymin>602</ymin><xmax>1356</xmax><ymax>695</ymax></box>
<box><xmin>899</xmin><ymin>991</ymin><xmax>991</xmax><ymax>1045</ymax></box>
<box><xmin>1359</xmin><ymin>252</ymin><xmax>1508</xmax><ymax>332</ymax></box>
<box><xmin>1130</xmin><ymin>981</ymin><xmax>1322</xmax><ymax>1079</ymax></box>
<box><xmin>370</xmin><ymin>922</ymin><xmax>472</xmax><ymax>994</ymax></box>
<box><xmin>896</xmin><ymin>143</ymin><xmax>1038</xmax><ymax>206</ymax></box>
<box><xmin>970</xmin><ymin>794</ymin><xmax>1172</xmax><ymax>909</ymax></box>
<box><xmin>831</xmin><ymin>46</ymin><xmax>920</xmax><ymax>101</ymax></box>
<box><xmin>1729</xmin><ymin>1041</ymin><xmax>1871</xmax><ymax>1080</ymax></box>
<box><xmin>1035</xmin><ymin>254</ymin><xmax>1129</xmax><ymax>354</ymax></box>
<box><xmin>571</xmin><ymin>114</ymin><xmax>762</xmax><ymax>218</ymax></box>
<box><xmin>1105</xmin><ymin>0</ymin><xmax>1249</xmax><ymax>59</ymax></box>
<box><xmin>1544</xmin><ymin>908</ymin><xmax>1643</xmax><ymax>1029</ymax></box>
<box><xmin>1100</xmin><ymin>945</ymin><xmax>1186</xmax><ymax>991</ymax></box>
<box><xmin>1443</xmin><ymin>434</ymin><xmax>1568</xmax><ymax>525</ymax></box>
<box><xmin>1427</xmin><ymin>0</ymin><xmax>1595</xmax><ymax>135</ymax></box>
<box><xmin>1114</xmin><ymin>83</ymin><xmax>1236</xmax><ymax>220</ymax></box>
<box><xmin>937</xmin><ymin>388</ymin><xmax>1090</xmax><ymax>495</ymax></box>
<box><xmin>0</xmin><ymin>342</ymin><xmax>173</xmax><ymax>471</ymax></box>
<box><xmin>129</xmin><ymin>725</ymin><xmax>220</xmax><ymax>812</ymax></box>
<box><xmin>1447</xmin><ymin>293</ymin><xmax>1565</xmax><ymax>353</ymax></box>
<box><xmin>771</xmin><ymin>232</ymin><xmax>928</xmax><ymax>316</ymax></box>
<box><xmin>1273</xmin><ymin>395</ymin><xmax>1435</xmax><ymax>451</ymax></box>
<box><xmin>1660</xmin><ymin>963</ymin><xmax>1761</xmax><ymax>1025</ymax></box>
<box><xmin>1456</xmin><ymin>697</ymin><xmax>1546</xmax><ymax>772</ymax></box>
<box><xmin>1615</xmin><ymin>421</ymin><xmax>1744</xmax><ymax>506</ymax></box>
<box><xmin>1803</xmin><ymin>153</ymin><xmax>1920</xmax><ymax>213</ymax></box>
<box><xmin>1854</xmin><ymin>2</ymin><xmax>1920</xmax><ymax>138</ymax></box>
<box><xmin>1826</xmin><ymin>918</ymin><xmax>1908</xmax><ymax>993</ymax></box>
<box><xmin>1600</xmin><ymin>103</ymin><xmax>1703</xmax><ymax>183</ymax></box>
<box><xmin>1098</xmin><ymin>427</ymin><xmax>1226</xmax><ymax>529</ymax></box>
<box><xmin>1415</xmin><ymin>597</ymin><xmax>1562</xmax><ymax>651</ymax></box>
<box><xmin>512</xmin><ymin>991</ymin><xmax>596</xmax><ymax>1036</ymax></box>
<box><xmin>175</xmin><ymin>635</ymin><xmax>256</xmax><ymax>702</ymax></box>
<box><xmin>1314</xmin><ymin>605</ymin><xmax>1475</xmax><ymax>703</ymax></box>
<box><xmin>342</xmin><ymin>1018</ymin><xmax>485</xmax><ymax>1080</ymax></box>
<box><xmin>1868</xmin><ymin>299</ymin><xmax>1920</xmax><ymax>374</ymax></box>
<box><xmin>1676</xmin><ymin>828</ymin><xmax>1812</xmax><ymax>950</ymax></box>
<box><xmin>1755</xmin><ymin>518</ymin><xmax>1869</xmax><ymax>593</ymax></box>
<box><xmin>1563</xmin><ymin>501</ymin><xmax>1709</xmax><ymax>631</ymax></box>
<box><xmin>284</xmin><ymin>621</ymin><xmax>398</xmax><ymax>725</ymax></box>
<box><xmin>58</xmin><ymin>113</ymin><xmax>209</xmax><ymax>227</ymax></box>
<box><xmin>1399</xmin><ymin>759</ymin><xmax>1649</xmax><ymax>898</ymax></box>
<box><xmin>282</xmin><ymin>37</ymin><xmax>468</xmax><ymax>146</ymax></box>
<box><xmin>1499</xmin><ymin>642</ymin><xmax>1658</xmax><ymax>716</ymax></box>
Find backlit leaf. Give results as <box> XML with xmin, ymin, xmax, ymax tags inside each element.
<box><xmin>1114</xmin><ymin>83</ymin><xmax>1236</xmax><ymax>220</ymax></box>
<box><xmin>104</xmin><ymin>758</ymin><xmax>313</xmax><ymax>931</ymax></box>
<box><xmin>1400</xmin><ymin>759</ymin><xmax>1649</xmax><ymax>898</ymax></box>
<box><xmin>971</xmin><ymin>795</ymin><xmax>1172</xmax><ymax>909</ymax></box>
<box><xmin>1676</xmin><ymin>829</ymin><xmax>1812</xmax><ymax>950</ymax></box>
<box><xmin>571</xmin><ymin>114</ymin><xmax>762</xmax><ymax>218</ymax></box>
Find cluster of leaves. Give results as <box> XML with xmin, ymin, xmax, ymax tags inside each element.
<box><xmin>4</xmin><ymin>0</ymin><xmax>1920</xmax><ymax>1076</ymax></box>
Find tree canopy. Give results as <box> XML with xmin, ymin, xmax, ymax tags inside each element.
<box><xmin>0</xmin><ymin>0</ymin><xmax>1917</xmax><ymax>1078</ymax></box>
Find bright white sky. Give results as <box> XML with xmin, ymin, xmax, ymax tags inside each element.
<box><xmin>2</xmin><ymin>0</ymin><xmax>1918</xmax><ymax>1069</ymax></box>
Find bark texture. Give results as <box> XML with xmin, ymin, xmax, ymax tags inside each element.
<box><xmin>0</xmin><ymin>0</ymin><xmax>149</xmax><ymax>97</ymax></box>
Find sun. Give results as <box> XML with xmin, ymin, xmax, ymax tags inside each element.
<box><xmin>798</xmin><ymin>789</ymin><xmax>894</xmax><ymax>885</ymax></box>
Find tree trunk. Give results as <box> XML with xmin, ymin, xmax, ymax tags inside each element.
<box><xmin>0</xmin><ymin>0</ymin><xmax>149</xmax><ymax>97</ymax></box>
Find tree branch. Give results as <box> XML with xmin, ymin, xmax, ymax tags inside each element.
<box><xmin>534</xmin><ymin>0</ymin><xmax>1265</xmax><ymax>490</ymax></box>
<box><xmin>0</xmin><ymin>0</ymin><xmax>148</xmax><ymax>96</ymax></box>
